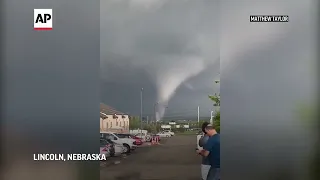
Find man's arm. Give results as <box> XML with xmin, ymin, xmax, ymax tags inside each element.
<box><xmin>199</xmin><ymin>149</ymin><xmax>209</xmax><ymax>157</ymax></box>
<box><xmin>197</xmin><ymin>138</ymin><xmax>213</xmax><ymax>157</ymax></box>
<box><xmin>199</xmin><ymin>135</ymin><xmax>209</xmax><ymax>147</ymax></box>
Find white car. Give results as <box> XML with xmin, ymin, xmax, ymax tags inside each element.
<box><xmin>196</xmin><ymin>134</ymin><xmax>204</xmax><ymax>150</ymax></box>
<box><xmin>102</xmin><ymin>138</ymin><xmax>125</xmax><ymax>156</ymax></box>
<box><xmin>100</xmin><ymin>131</ymin><xmax>137</xmax><ymax>153</ymax></box>
<box><xmin>156</xmin><ymin>132</ymin><xmax>171</xmax><ymax>138</ymax></box>
<box><xmin>113</xmin><ymin>142</ymin><xmax>126</xmax><ymax>155</ymax></box>
<box><xmin>130</xmin><ymin>129</ymin><xmax>148</xmax><ymax>135</ymax></box>
<box><xmin>163</xmin><ymin>130</ymin><xmax>174</xmax><ymax>136</ymax></box>
<box><xmin>134</xmin><ymin>132</ymin><xmax>151</xmax><ymax>142</ymax></box>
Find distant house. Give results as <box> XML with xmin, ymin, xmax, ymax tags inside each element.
<box><xmin>100</xmin><ymin>103</ymin><xmax>129</xmax><ymax>133</ymax></box>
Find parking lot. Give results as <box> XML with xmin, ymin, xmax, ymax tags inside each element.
<box><xmin>100</xmin><ymin>135</ymin><xmax>201</xmax><ymax>180</ymax></box>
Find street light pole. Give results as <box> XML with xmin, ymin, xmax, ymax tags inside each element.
<box><xmin>210</xmin><ymin>110</ymin><xmax>214</xmax><ymax>124</ymax></box>
<box><xmin>140</xmin><ymin>88</ymin><xmax>143</xmax><ymax>134</ymax></box>
<box><xmin>154</xmin><ymin>103</ymin><xmax>157</xmax><ymax>122</ymax></box>
<box><xmin>197</xmin><ymin>106</ymin><xmax>200</xmax><ymax>127</ymax></box>
<box><xmin>154</xmin><ymin>102</ymin><xmax>158</xmax><ymax>132</ymax></box>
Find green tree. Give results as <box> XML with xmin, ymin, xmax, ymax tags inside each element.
<box><xmin>209</xmin><ymin>79</ymin><xmax>220</xmax><ymax>133</ymax></box>
<box><xmin>209</xmin><ymin>93</ymin><xmax>220</xmax><ymax>107</ymax></box>
<box><xmin>213</xmin><ymin>111</ymin><xmax>220</xmax><ymax>133</ymax></box>
<box><xmin>296</xmin><ymin>103</ymin><xmax>319</xmax><ymax>180</ymax></box>
<box><xmin>129</xmin><ymin>116</ymin><xmax>140</xmax><ymax>129</ymax></box>
<box><xmin>142</xmin><ymin>124</ymin><xmax>157</xmax><ymax>133</ymax></box>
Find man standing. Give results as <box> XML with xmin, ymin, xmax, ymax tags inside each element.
<box><xmin>198</xmin><ymin>122</ymin><xmax>211</xmax><ymax>180</ymax></box>
<box><xmin>197</xmin><ymin>123</ymin><xmax>220</xmax><ymax>180</ymax></box>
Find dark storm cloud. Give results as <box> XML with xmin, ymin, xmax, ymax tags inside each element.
<box><xmin>100</xmin><ymin>0</ymin><xmax>315</xmax><ymax>125</ymax></box>
<box><xmin>100</xmin><ymin>0</ymin><xmax>218</xmax><ymax>119</ymax></box>
<box><xmin>101</xmin><ymin>1</ymin><xmax>317</xmax><ymax>178</ymax></box>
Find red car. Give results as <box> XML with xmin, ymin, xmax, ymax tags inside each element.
<box><xmin>130</xmin><ymin>135</ymin><xmax>143</xmax><ymax>145</ymax></box>
<box><xmin>120</xmin><ymin>134</ymin><xmax>143</xmax><ymax>146</ymax></box>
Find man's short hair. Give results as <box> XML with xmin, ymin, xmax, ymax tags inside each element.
<box><xmin>204</xmin><ymin>123</ymin><xmax>215</xmax><ymax>131</ymax></box>
<box><xmin>201</xmin><ymin>122</ymin><xmax>210</xmax><ymax>133</ymax></box>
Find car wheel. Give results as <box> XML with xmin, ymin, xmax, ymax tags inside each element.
<box><xmin>123</xmin><ymin>144</ymin><xmax>131</xmax><ymax>154</ymax></box>
<box><xmin>166</xmin><ymin>135</ymin><xmax>169</xmax><ymax>137</ymax></box>
<box><xmin>146</xmin><ymin>136</ymin><xmax>151</xmax><ymax>142</ymax></box>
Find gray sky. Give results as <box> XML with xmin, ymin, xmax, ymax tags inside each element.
<box><xmin>100</xmin><ymin>0</ymin><xmax>316</xmax><ymax>124</ymax></box>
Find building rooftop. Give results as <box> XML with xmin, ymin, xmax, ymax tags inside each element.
<box><xmin>100</xmin><ymin>103</ymin><xmax>125</xmax><ymax>115</ymax></box>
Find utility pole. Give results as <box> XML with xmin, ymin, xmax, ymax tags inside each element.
<box><xmin>140</xmin><ymin>88</ymin><xmax>143</xmax><ymax>134</ymax></box>
<box><xmin>197</xmin><ymin>106</ymin><xmax>200</xmax><ymax>127</ymax></box>
<box><xmin>154</xmin><ymin>102</ymin><xmax>158</xmax><ymax>132</ymax></box>
<box><xmin>211</xmin><ymin>74</ymin><xmax>220</xmax><ymax>126</ymax></box>
<box><xmin>154</xmin><ymin>102</ymin><xmax>158</xmax><ymax>122</ymax></box>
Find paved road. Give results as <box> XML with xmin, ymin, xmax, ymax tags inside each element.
<box><xmin>100</xmin><ymin>135</ymin><xmax>201</xmax><ymax>180</ymax></box>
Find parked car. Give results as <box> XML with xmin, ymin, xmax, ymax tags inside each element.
<box><xmin>132</xmin><ymin>132</ymin><xmax>151</xmax><ymax>142</ymax></box>
<box><xmin>130</xmin><ymin>135</ymin><xmax>142</xmax><ymax>140</ymax></box>
<box><xmin>100</xmin><ymin>131</ymin><xmax>137</xmax><ymax>153</ymax></box>
<box><xmin>100</xmin><ymin>140</ymin><xmax>110</xmax><ymax>159</ymax></box>
<box><xmin>118</xmin><ymin>133</ymin><xmax>143</xmax><ymax>146</ymax></box>
<box><xmin>196</xmin><ymin>133</ymin><xmax>204</xmax><ymax>150</ymax></box>
<box><xmin>130</xmin><ymin>129</ymin><xmax>148</xmax><ymax>135</ymax></box>
<box><xmin>156</xmin><ymin>132</ymin><xmax>171</xmax><ymax>138</ymax></box>
<box><xmin>100</xmin><ymin>138</ymin><xmax>124</xmax><ymax>156</ymax></box>
<box><xmin>100</xmin><ymin>138</ymin><xmax>114</xmax><ymax>156</ymax></box>
<box><xmin>163</xmin><ymin>130</ymin><xmax>175</xmax><ymax>136</ymax></box>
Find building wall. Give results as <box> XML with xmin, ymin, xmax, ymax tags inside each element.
<box><xmin>100</xmin><ymin>114</ymin><xmax>129</xmax><ymax>132</ymax></box>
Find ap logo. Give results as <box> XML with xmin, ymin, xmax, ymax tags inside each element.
<box><xmin>34</xmin><ymin>9</ymin><xmax>52</xmax><ymax>30</ymax></box>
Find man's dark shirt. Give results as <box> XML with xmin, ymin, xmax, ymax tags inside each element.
<box><xmin>199</xmin><ymin>134</ymin><xmax>210</xmax><ymax>165</ymax></box>
<box><xmin>203</xmin><ymin>134</ymin><xmax>220</xmax><ymax>168</ymax></box>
